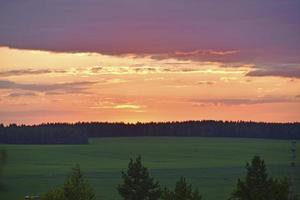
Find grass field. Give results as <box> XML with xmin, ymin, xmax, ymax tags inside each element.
<box><xmin>0</xmin><ymin>137</ymin><xmax>299</xmax><ymax>200</ymax></box>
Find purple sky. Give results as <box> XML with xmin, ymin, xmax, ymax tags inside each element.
<box><xmin>0</xmin><ymin>0</ymin><xmax>300</xmax><ymax>78</ymax></box>
<box><xmin>1</xmin><ymin>0</ymin><xmax>299</xmax><ymax>59</ymax></box>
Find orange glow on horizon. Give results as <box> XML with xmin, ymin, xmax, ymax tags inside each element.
<box><xmin>0</xmin><ymin>47</ymin><xmax>299</xmax><ymax>125</ymax></box>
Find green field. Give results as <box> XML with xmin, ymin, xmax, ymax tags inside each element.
<box><xmin>0</xmin><ymin>137</ymin><xmax>299</xmax><ymax>200</ymax></box>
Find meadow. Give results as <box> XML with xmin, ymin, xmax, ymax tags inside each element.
<box><xmin>1</xmin><ymin>137</ymin><xmax>299</xmax><ymax>200</ymax></box>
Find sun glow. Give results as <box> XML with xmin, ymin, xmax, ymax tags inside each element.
<box><xmin>0</xmin><ymin>46</ymin><xmax>299</xmax><ymax>124</ymax></box>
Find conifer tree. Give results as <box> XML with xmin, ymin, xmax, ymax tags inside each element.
<box><xmin>41</xmin><ymin>188</ymin><xmax>64</xmax><ymax>200</ymax></box>
<box><xmin>42</xmin><ymin>164</ymin><xmax>95</xmax><ymax>200</ymax></box>
<box><xmin>118</xmin><ymin>156</ymin><xmax>161</xmax><ymax>200</ymax></box>
<box><xmin>162</xmin><ymin>177</ymin><xmax>203</xmax><ymax>200</ymax></box>
<box><xmin>230</xmin><ymin>156</ymin><xmax>289</xmax><ymax>200</ymax></box>
<box><xmin>64</xmin><ymin>164</ymin><xmax>95</xmax><ymax>200</ymax></box>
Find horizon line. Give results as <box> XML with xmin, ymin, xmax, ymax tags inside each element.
<box><xmin>2</xmin><ymin>119</ymin><xmax>300</xmax><ymax>127</ymax></box>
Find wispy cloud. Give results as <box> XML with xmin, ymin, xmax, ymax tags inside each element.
<box><xmin>148</xmin><ymin>50</ymin><xmax>243</xmax><ymax>63</ymax></box>
<box><xmin>0</xmin><ymin>64</ymin><xmax>248</xmax><ymax>78</ymax></box>
<box><xmin>246</xmin><ymin>68</ymin><xmax>300</xmax><ymax>79</ymax></box>
<box><xmin>190</xmin><ymin>97</ymin><xmax>300</xmax><ymax>106</ymax></box>
<box><xmin>174</xmin><ymin>50</ymin><xmax>239</xmax><ymax>56</ymax></box>
<box><xmin>113</xmin><ymin>104</ymin><xmax>141</xmax><ymax>109</ymax></box>
<box><xmin>0</xmin><ymin>69</ymin><xmax>51</xmax><ymax>77</ymax></box>
<box><xmin>0</xmin><ymin>80</ymin><xmax>96</xmax><ymax>93</ymax></box>
<box><xmin>8</xmin><ymin>91</ymin><xmax>37</xmax><ymax>97</ymax></box>
<box><xmin>197</xmin><ymin>81</ymin><xmax>216</xmax><ymax>85</ymax></box>
<box><xmin>0</xmin><ymin>68</ymin><xmax>67</xmax><ymax>77</ymax></box>
<box><xmin>0</xmin><ymin>109</ymin><xmax>76</xmax><ymax>118</ymax></box>
<box><xmin>81</xmin><ymin>65</ymin><xmax>246</xmax><ymax>75</ymax></box>
<box><xmin>89</xmin><ymin>97</ymin><xmax>145</xmax><ymax>111</ymax></box>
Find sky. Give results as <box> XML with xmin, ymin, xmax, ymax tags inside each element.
<box><xmin>0</xmin><ymin>0</ymin><xmax>300</xmax><ymax>124</ymax></box>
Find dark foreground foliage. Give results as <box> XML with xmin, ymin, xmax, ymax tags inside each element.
<box><xmin>162</xmin><ymin>177</ymin><xmax>203</xmax><ymax>200</ymax></box>
<box><xmin>41</xmin><ymin>165</ymin><xmax>95</xmax><ymax>200</ymax></box>
<box><xmin>118</xmin><ymin>156</ymin><xmax>161</xmax><ymax>200</ymax></box>
<box><xmin>40</xmin><ymin>155</ymin><xmax>293</xmax><ymax>200</ymax></box>
<box><xmin>1</xmin><ymin>120</ymin><xmax>299</xmax><ymax>144</ymax></box>
<box><xmin>229</xmin><ymin>156</ymin><xmax>292</xmax><ymax>200</ymax></box>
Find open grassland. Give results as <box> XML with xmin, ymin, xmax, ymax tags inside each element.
<box><xmin>1</xmin><ymin>137</ymin><xmax>299</xmax><ymax>200</ymax></box>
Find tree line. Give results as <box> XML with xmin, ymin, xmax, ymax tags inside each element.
<box><xmin>78</xmin><ymin>121</ymin><xmax>300</xmax><ymax>139</ymax></box>
<box><xmin>39</xmin><ymin>156</ymin><xmax>295</xmax><ymax>200</ymax></box>
<box><xmin>1</xmin><ymin>120</ymin><xmax>299</xmax><ymax>144</ymax></box>
<box><xmin>0</xmin><ymin>124</ymin><xmax>88</xmax><ymax>144</ymax></box>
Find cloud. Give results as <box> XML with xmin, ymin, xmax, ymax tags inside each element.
<box><xmin>84</xmin><ymin>65</ymin><xmax>246</xmax><ymax>75</ymax></box>
<box><xmin>90</xmin><ymin>66</ymin><xmax>103</xmax><ymax>73</ymax></box>
<box><xmin>0</xmin><ymin>69</ymin><xmax>52</xmax><ymax>77</ymax></box>
<box><xmin>0</xmin><ymin>68</ymin><xmax>69</xmax><ymax>77</ymax></box>
<box><xmin>149</xmin><ymin>50</ymin><xmax>244</xmax><ymax>63</ymax></box>
<box><xmin>190</xmin><ymin>97</ymin><xmax>300</xmax><ymax>106</ymax></box>
<box><xmin>175</xmin><ymin>50</ymin><xmax>239</xmax><ymax>56</ymax></box>
<box><xmin>113</xmin><ymin>104</ymin><xmax>141</xmax><ymax>109</ymax></box>
<box><xmin>0</xmin><ymin>0</ymin><xmax>299</xmax><ymax>64</ymax></box>
<box><xmin>246</xmin><ymin>68</ymin><xmax>300</xmax><ymax>79</ymax></box>
<box><xmin>8</xmin><ymin>91</ymin><xmax>37</xmax><ymax>97</ymax></box>
<box><xmin>44</xmin><ymin>91</ymin><xmax>65</xmax><ymax>95</ymax></box>
<box><xmin>0</xmin><ymin>80</ymin><xmax>96</xmax><ymax>93</ymax></box>
<box><xmin>89</xmin><ymin>97</ymin><xmax>145</xmax><ymax>111</ymax></box>
<box><xmin>0</xmin><ymin>110</ymin><xmax>76</xmax><ymax>118</ymax></box>
<box><xmin>160</xmin><ymin>50</ymin><xmax>243</xmax><ymax>63</ymax></box>
<box><xmin>197</xmin><ymin>81</ymin><xmax>216</xmax><ymax>85</ymax></box>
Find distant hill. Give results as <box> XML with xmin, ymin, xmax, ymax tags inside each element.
<box><xmin>0</xmin><ymin>120</ymin><xmax>299</xmax><ymax>144</ymax></box>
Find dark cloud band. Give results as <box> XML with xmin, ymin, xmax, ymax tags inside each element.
<box><xmin>246</xmin><ymin>69</ymin><xmax>300</xmax><ymax>79</ymax></box>
<box><xmin>0</xmin><ymin>0</ymin><xmax>299</xmax><ymax>64</ymax></box>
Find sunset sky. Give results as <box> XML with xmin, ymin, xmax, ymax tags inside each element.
<box><xmin>0</xmin><ymin>0</ymin><xmax>300</xmax><ymax>124</ymax></box>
